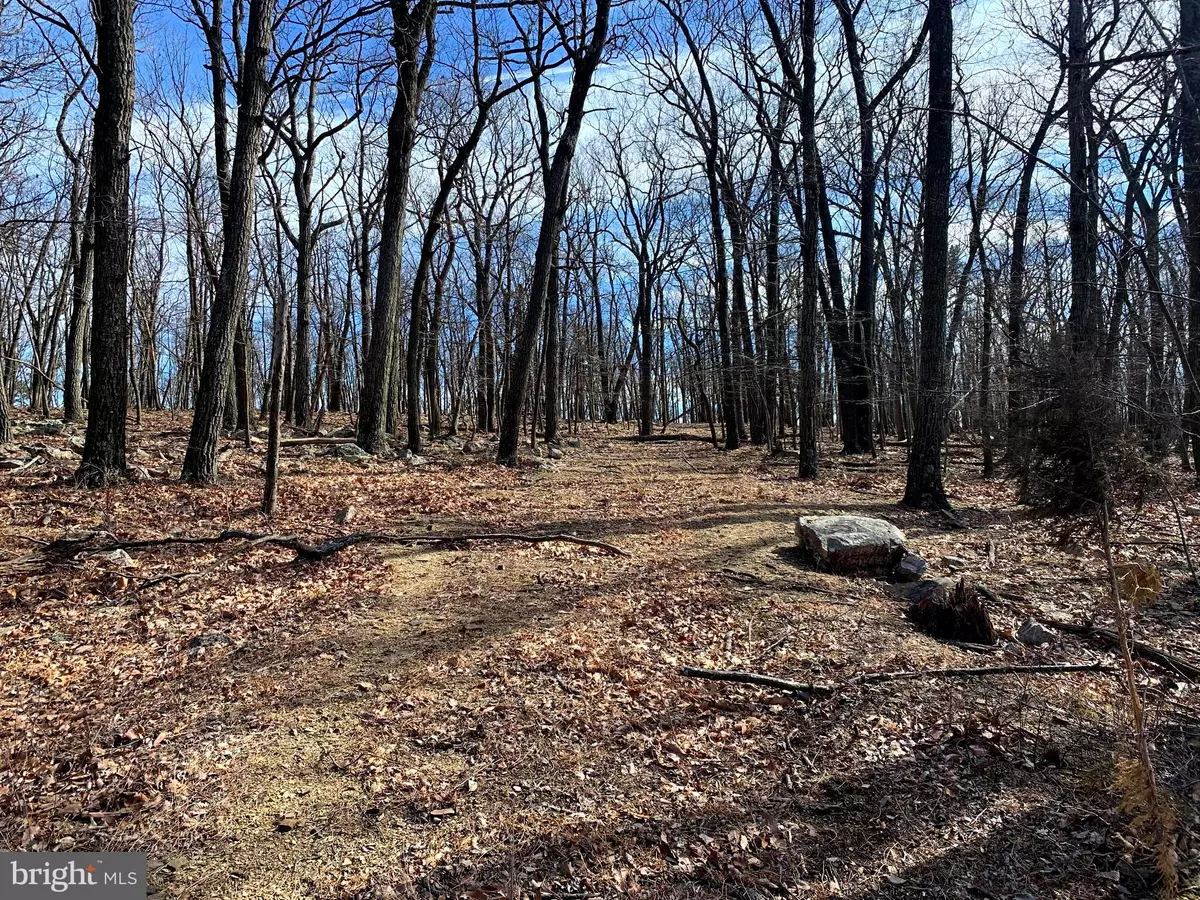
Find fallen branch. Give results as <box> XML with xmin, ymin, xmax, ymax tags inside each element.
<box><xmin>849</xmin><ymin>662</ymin><xmax>1114</xmax><ymax>685</ymax></box>
<box><xmin>1041</xmin><ymin>617</ymin><xmax>1200</xmax><ymax>681</ymax></box>
<box><xmin>681</xmin><ymin>661</ymin><xmax>1113</xmax><ymax>696</ymax></box>
<box><xmin>680</xmin><ymin>666</ymin><xmax>834</xmax><ymax>696</ymax></box>
<box><xmin>62</xmin><ymin>528</ymin><xmax>631</xmax><ymax>562</ymax></box>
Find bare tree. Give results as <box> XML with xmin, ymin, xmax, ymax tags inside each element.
<box><xmin>901</xmin><ymin>0</ymin><xmax>952</xmax><ymax>509</ymax></box>
<box><xmin>75</xmin><ymin>0</ymin><xmax>133</xmax><ymax>485</ymax></box>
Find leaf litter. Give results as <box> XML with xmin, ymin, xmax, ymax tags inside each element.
<box><xmin>0</xmin><ymin>414</ymin><xmax>1197</xmax><ymax>898</ymax></box>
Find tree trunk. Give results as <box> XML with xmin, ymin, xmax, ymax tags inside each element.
<box><xmin>1179</xmin><ymin>0</ymin><xmax>1200</xmax><ymax>470</ymax></box>
<box><xmin>357</xmin><ymin>0</ymin><xmax>436</xmax><ymax>454</ymax></box>
<box><xmin>1066</xmin><ymin>0</ymin><xmax>1100</xmax><ymax>360</ymax></box>
<box><xmin>902</xmin><ymin>0</ymin><xmax>952</xmax><ymax>509</ymax></box>
<box><xmin>544</xmin><ymin>250</ymin><xmax>562</xmax><ymax>443</ymax></box>
<box><xmin>496</xmin><ymin>0</ymin><xmax>612</xmax><ymax>465</ymax></box>
<box><xmin>796</xmin><ymin>0</ymin><xmax>819</xmax><ymax>477</ymax></box>
<box><xmin>64</xmin><ymin>178</ymin><xmax>94</xmax><ymax>424</ymax></box>
<box><xmin>181</xmin><ymin>0</ymin><xmax>272</xmax><ymax>482</ymax></box>
<box><xmin>76</xmin><ymin>0</ymin><xmax>134</xmax><ymax>486</ymax></box>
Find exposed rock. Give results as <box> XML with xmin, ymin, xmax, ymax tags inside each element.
<box><xmin>408</xmin><ymin>454</ymin><xmax>427</xmax><ymax>466</ymax></box>
<box><xmin>534</xmin><ymin>459</ymin><xmax>556</xmax><ymax>472</ymax></box>
<box><xmin>1016</xmin><ymin>617</ymin><xmax>1054</xmax><ymax>647</ymax></box>
<box><xmin>335</xmin><ymin>505</ymin><xmax>358</xmax><ymax>524</ymax></box>
<box><xmin>894</xmin><ymin>552</ymin><xmax>928</xmax><ymax>582</ymax></box>
<box><xmin>906</xmin><ymin>577</ymin><xmax>997</xmax><ymax>645</ymax></box>
<box><xmin>547</xmin><ymin>446</ymin><xmax>563</xmax><ymax>460</ymax></box>
<box><xmin>567</xmin><ymin>438</ymin><xmax>583</xmax><ymax>449</ymax></box>
<box><xmin>795</xmin><ymin>515</ymin><xmax>905</xmax><ymax>573</ymax></box>
<box><xmin>328</xmin><ymin>425</ymin><xmax>356</xmax><ymax>438</ymax></box>
<box><xmin>331</xmin><ymin>443</ymin><xmax>370</xmax><ymax>461</ymax></box>
<box><xmin>68</xmin><ymin>438</ymin><xmax>86</xmax><ymax>454</ymax></box>
<box><xmin>187</xmin><ymin>632</ymin><xmax>232</xmax><ymax>652</ymax></box>
<box><xmin>28</xmin><ymin>422</ymin><xmax>64</xmax><ymax>436</ymax></box>
<box><xmin>462</xmin><ymin>440</ymin><xmax>485</xmax><ymax>453</ymax></box>
<box><xmin>96</xmin><ymin>549</ymin><xmax>136</xmax><ymax>569</ymax></box>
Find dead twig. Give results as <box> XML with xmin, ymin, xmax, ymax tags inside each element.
<box><xmin>1041</xmin><ymin>616</ymin><xmax>1200</xmax><ymax>681</ymax></box>
<box><xmin>849</xmin><ymin>662</ymin><xmax>1114</xmax><ymax>685</ymax></box>
<box><xmin>681</xmin><ymin>661</ymin><xmax>1114</xmax><ymax>696</ymax></box>
<box><xmin>680</xmin><ymin>666</ymin><xmax>834</xmax><ymax>696</ymax></box>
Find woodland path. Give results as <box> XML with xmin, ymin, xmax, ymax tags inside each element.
<box><xmin>2</xmin><ymin>419</ymin><xmax>1188</xmax><ymax>898</ymax></box>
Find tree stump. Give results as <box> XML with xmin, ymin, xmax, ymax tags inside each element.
<box><xmin>906</xmin><ymin>577</ymin><xmax>997</xmax><ymax>644</ymax></box>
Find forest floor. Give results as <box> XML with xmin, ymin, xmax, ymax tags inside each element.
<box><xmin>2</xmin><ymin>412</ymin><xmax>1199</xmax><ymax>900</ymax></box>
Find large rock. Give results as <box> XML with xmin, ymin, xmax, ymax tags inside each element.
<box><xmin>796</xmin><ymin>515</ymin><xmax>905</xmax><ymax>573</ymax></box>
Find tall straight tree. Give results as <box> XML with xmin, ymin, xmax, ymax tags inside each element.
<box><xmin>75</xmin><ymin>0</ymin><xmax>134</xmax><ymax>486</ymax></box>
<box><xmin>795</xmin><ymin>0</ymin><xmax>819</xmax><ymax>478</ymax></box>
<box><xmin>496</xmin><ymin>0</ymin><xmax>613</xmax><ymax>465</ymax></box>
<box><xmin>1066</xmin><ymin>0</ymin><xmax>1100</xmax><ymax>359</ymax></box>
<box><xmin>356</xmin><ymin>0</ymin><xmax>438</xmax><ymax>454</ymax></box>
<box><xmin>830</xmin><ymin>0</ymin><xmax>926</xmax><ymax>454</ymax></box>
<box><xmin>1006</xmin><ymin>73</ymin><xmax>1062</xmax><ymax>449</ymax></box>
<box><xmin>405</xmin><ymin>25</ymin><xmax>545</xmax><ymax>453</ymax></box>
<box><xmin>180</xmin><ymin>0</ymin><xmax>273</xmax><ymax>482</ymax></box>
<box><xmin>1182</xmin><ymin>0</ymin><xmax>1200</xmax><ymax>469</ymax></box>
<box><xmin>901</xmin><ymin>0</ymin><xmax>952</xmax><ymax>509</ymax></box>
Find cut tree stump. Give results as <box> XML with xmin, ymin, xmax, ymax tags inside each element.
<box><xmin>906</xmin><ymin>577</ymin><xmax>998</xmax><ymax>645</ymax></box>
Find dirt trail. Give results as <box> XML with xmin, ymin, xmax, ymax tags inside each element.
<box><xmin>4</xmin><ymin>425</ymin><xmax>1186</xmax><ymax>899</ymax></box>
<box><xmin>173</xmin><ymin>438</ymin><xmax>808</xmax><ymax>897</ymax></box>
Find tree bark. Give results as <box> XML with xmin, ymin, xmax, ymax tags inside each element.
<box><xmin>496</xmin><ymin>0</ymin><xmax>612</xmax><ymax>465</ymax></box>
<box><xmin>1179</xmin><ymin>0</ymin><xmax>1200</xmax><ymax>470</ymax></box>
<box><xmin>64</xmin><ymin>177</ymin><xmax>94</xmax><ymax>424</ymax></box>
<box><xmin>795</xmin><ymin>0</ymin><xmax>819</xmax><ymax>477</ymax></box>
<box><xmin>1066</xmin><ymin>0</ymin><xmax>1100</xmax><ymax>361</ymax></box>
<box><xmin>357</xmin><ymin>0</ymin><xmax>437</xmax><ymax>454</ymax></box>
<box><xmin>76</xmin><ymin>0</ymin><xmax>134</xmax><ymax>486</ymax></box>
<box><xmin>181</xmin><ymin>0</ymin><xmax>273</xmax><ymax>482</ymax></box>
<box><xmin>901</xmin><ymin>0</ymin><xmax>952</xmax><ymax>509</ymax></box>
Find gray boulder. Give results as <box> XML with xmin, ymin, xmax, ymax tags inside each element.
<box><xmin>1016</xmin><ymin>618</ymin><xmax>1054</xmax><ymax>647</ymax></box>
<box><xmin>332</xmin><ymin>443</ymin><xmax>370</xmax><ymax>461</ymax></box>
<box><xmin>894</xmin><ymin>552</ymin><xmax>928</xmax><ymax>582</ymax></box>
<box><xmin>796</xmin><ymin>515</ymin><xmax>905</xmax><ymax>573</ymax></box>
